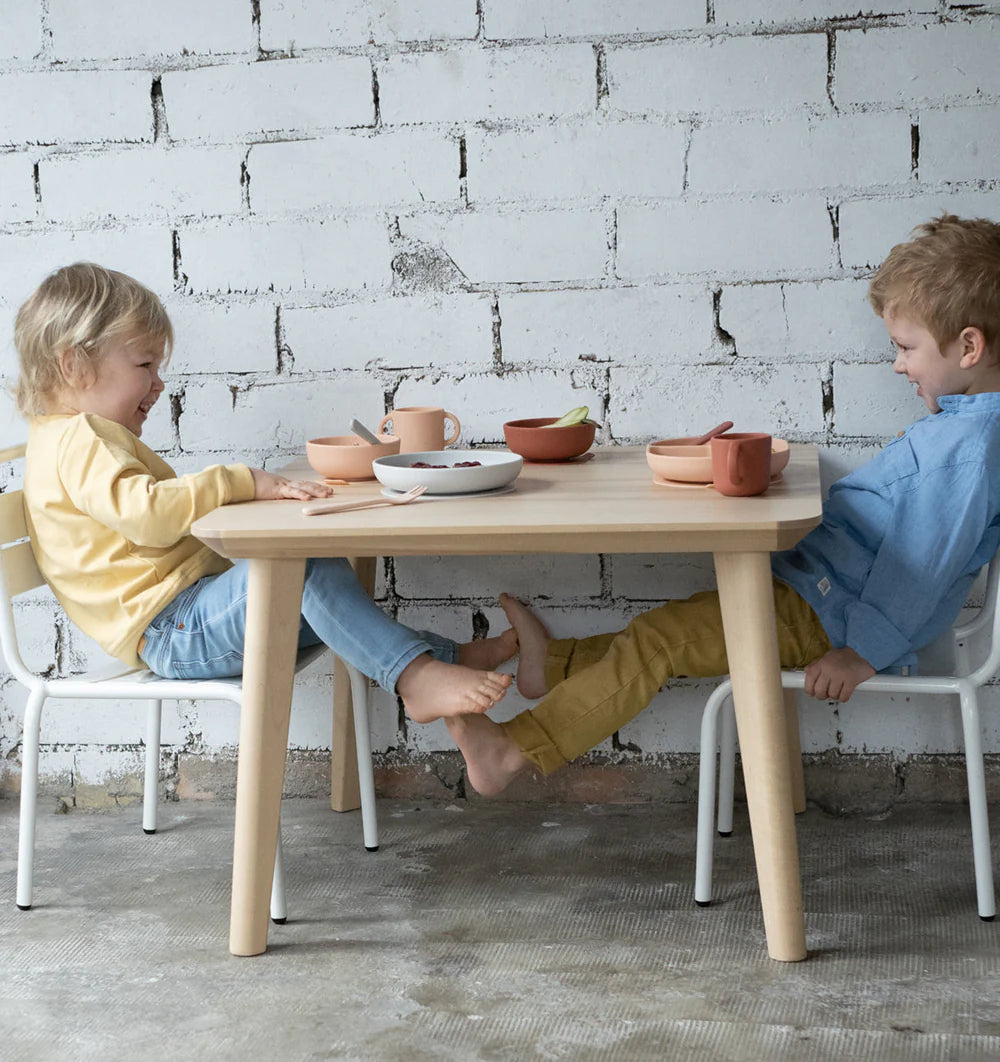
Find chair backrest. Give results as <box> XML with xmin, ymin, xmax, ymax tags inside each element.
<box><xmin>0</xmin><ymin>445</ymin><xmax>48</xmax><ymax>687</ymax></box>
<box><xmin>960</xmin><ymin>552</ymin><xmax>1000</xmax><ymax>688</ymax></box>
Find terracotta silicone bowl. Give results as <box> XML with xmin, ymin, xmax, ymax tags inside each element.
<box><xmin>646</xmin><ymin>437</ymin><xmax>790</xmax><ymax>484</ymax></box>
<box><xmin>306</xmin><ymin>434</ymin><xmax>401</xmax><ymax>480</ymax></box>
<box><xmin>503</xmin><ymin>417</ymin><xmax>596</xmax><ymax>462</ymax></box>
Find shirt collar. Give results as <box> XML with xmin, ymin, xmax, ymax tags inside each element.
<box><xmin>937</xmin><ymin>392</ymin><xmax>1000</xmax><ymax>413</ymax></box>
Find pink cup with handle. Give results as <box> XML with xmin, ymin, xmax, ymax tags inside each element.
<box><xmin>378</xmin><ymin>406</ymin><xmax>461</xmax><ymax>454</ymax></box>
<box><xmin>710</xmin><ymin>433</ymin><xmax>772</xmax><ymax>497</ymax></box>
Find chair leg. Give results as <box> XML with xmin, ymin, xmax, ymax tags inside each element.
<box><xmin>347</xmin><ymin>662</ymin><xmax>379</xmax><ymax>852</ymax></box>
<box><xmin>270</xmin><ymin>819</ymin><xmax>287</xmax><ymax>924</ymax></box>
<box><xmin>717</xmin><ymin>697</ymin><xmax>738</xmax><ymax>836</ymax></box>
<box><xmin>142</xmin><ymin>699</ymin><xmax>162</xmax><ymax>835</ymax></box>
<box><xmin>695</xmin><ymin>680</ymin><xmax>733</xmax><ymax>906</ymax></box>
<box><xmin>16</xmin><ymin>688</ymin><xmax>45</xmax><ymax>910</ymax></box>
<box><xmin>957</xmin><ymin>684</ymin><xmax>996</xmax><ymax>920</ymax></box>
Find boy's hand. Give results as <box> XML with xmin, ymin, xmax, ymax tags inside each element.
<box><xmin>251</xmin><ymin>468</ymin><xmax>334</xmax><ymax>501</ymax></box>
<box><xmin>804</xmin><ymin>647</ymin><xmax>876</xmax><ymax>703</ymax></box>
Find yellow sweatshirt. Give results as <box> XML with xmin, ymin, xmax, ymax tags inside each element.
<box><xmin>24</xmin><ymin>413</ymin><xmax>256</xmax><ymax>668</ymax></box>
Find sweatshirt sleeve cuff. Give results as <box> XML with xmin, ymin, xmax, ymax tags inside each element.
<box><xmin>225</xmin><ymin>463</ymin><xmax>256</xmax><ymax>503</ymax></box>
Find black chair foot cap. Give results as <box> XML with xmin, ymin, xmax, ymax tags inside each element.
<box><xmin>17</xmin><ymin>903</ymin><xmax>32</xmax><ymax>911</ymax></box>
<box><xmin>980</xmin><ymin>914</ymin><xmax>995</xmax><ymax>922</ymax></box>
<box><xmin>271</xmin><ymin>916</ymin><xmax>287</xmax><ymax>925</ymax></box>
<box><xmin>143</xmin><ymin>828</ymin><xmax>156</xmax><ymax>835</ymax></box>
<box><xmin>717</xmin><ymin>830</ymin><xmax>732</xmax><ymax>838</ymax></box>
<box><xmin>695</xmin><ymin>900</ymin><xmax>712</xmax><ymax>907</ymax></box>
<box><xmin>365</xmin><ymin>845</ymin><xmax>379</xmax><ymax>852</ymax></box>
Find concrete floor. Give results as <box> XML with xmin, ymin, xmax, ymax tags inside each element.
<box><xmin>2</xmin><ymin>796</ymin><xmax>999</xmax><ymax>1062</ymax></box>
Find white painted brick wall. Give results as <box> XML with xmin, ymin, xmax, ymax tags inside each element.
<box><xmin>719</xmin><ymin>280</ymin><xmax>888</xmax><ymax>362</ymax></box>
<box><xmin>1</xmin><ymin>0</ymin><xmax>42</xmax><ymax>60</ymax></box>
<box><xmin>283</xmin><ymin>295</ymin><xmax>494</xmax><ymax>373</ymax></box>
<box><xmin>41</xmin><ymin>147</ymin><xmax>245</xmax><ymax>222</ymax></box>
<box><xmin>0</xmin><ymin>229</ymin><xmax>175</xmax><ymax>316</ymax></box>
<box><xmin>47</xmin><ymin>0</ymin><xmax>253</xmax><ymax>60</ymax></box>
<box><xmin>466</xmin><ymin>121</ymin><xmax>687</xmax><ymax>201</ymax></box>
<box><xmin>0</xmin><ymin>154</ymin><xmax>35</xmax><ymax>223</ymax></box>
<box><xmin>379</xmin><ymin>46</ymin><xmax>596</xmax><ymax>124</ymax></box>
<box><xmin>483</xmin><ymin>0</ymin><xmax>706</xmax><ymax>40</ymax></box>
<box><xmin>178</xmin><ymin>219</ymin><xmax>392</xmax><ymax>294</ymax></box>
<box><xmin>499</xmin><ymin>287</ymin><xmax>714</xmax><ymax>366</ymax></box>
<box><xmin>618</xmin><ymin>198</ymin><xmax>834</xmax><ymax>279</ymax></box>
<box><xmin>400</xmin><ymin>209</ymin><xmax>608</xmax><ymax>284</ymax></box>
<box><xmin>687</xmin><ymin>113</ymin><xmax>913</xmax><ymax>194</ymax></box>
<box><xmin>248</xmin><ymin>133</ymin><xmax>460</xmax><ymax>212</ymax></box>
<box><xmin>608</xmin><ymin>35</ymin><xmax>829</xmax><ymax>115</ymax></box>
<box><xmin>178</xmin><ymin>377</ymin><xmax>388</xmax><ymax>453</ymax></box>
<box><xmin>260</xmin><ymin>0</ymin><xmax>480</xmax><ymax>50</ymax></box>
<box><xmin>0</xmin><ymin>71</ymin><xmax>153</xmax><ymax>144</ymax></box>
<box><xmin>714</xmin><ymin>1</ymin><xmax>905</xmax><ymax>24</ymax></box>
<box><xmin>162</xmin><ymin>59</ymin><xmax>374</xmax><ymax>141</ymax></box>
<box><xmin>919</xmin><ymin>106</ymin><xmax>1000</xmax><ymax>184</ymax></box>
<box><xmin>835</xmin><ymin>21</ymin><xmax>1000</xmax><ymax>106</ymax></box>
<box><xmin>3</xmin><ymin>2</ymin><xmax>1000</xmax><ymax>790</ymax></box>
<box><xmin>162</xmin><ymin>299</ymin><xmax>278</xmax><ymax>376</ymax></box>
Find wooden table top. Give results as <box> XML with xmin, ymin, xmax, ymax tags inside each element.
<box><xmin>191</xmin><ymin>445</ymin><xmax>823</xmax><ymax>560</ymax></box>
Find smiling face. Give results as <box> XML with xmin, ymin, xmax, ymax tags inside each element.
<box><xmin>885</xmin><ymin>309</ymin><xmax>972</xmax><ymax>414</ymax></box>
<box><xmin>58</xmin><ymin>330</ymin><xmax>166</xmax><ymax>437</ymax></box>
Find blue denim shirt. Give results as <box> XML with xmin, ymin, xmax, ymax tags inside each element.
<box><xmin>772</xmin><ymin>391</ymin><xmax>1000</xmax><ymax>673</ymax></box>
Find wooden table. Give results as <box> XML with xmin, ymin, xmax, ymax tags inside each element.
<box><xmin>192</xmin><ymin>444</ymin><xmax>823</xmax><ymax>960</ymax></box>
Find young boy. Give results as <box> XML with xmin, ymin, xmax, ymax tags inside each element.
<box><xmin>447</xmin><ymin>213</ymin><xmax>1000</xmax><ymax>795</ymax></box>
<box><xmin>14</xmin><ymin>262</ymin><xmax>515</xmax><ymax>724</ymax></box>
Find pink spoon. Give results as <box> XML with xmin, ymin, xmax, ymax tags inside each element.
<box><xmin>690</xmin><ymin>420</ymin><xmax>734</xmax><ymax>446</ymax></box>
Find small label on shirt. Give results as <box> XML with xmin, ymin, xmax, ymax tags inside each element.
<box><xmin>817</xmin><ymin>576</ymin><xmax>831</xmax><ymax>597</ymax></box>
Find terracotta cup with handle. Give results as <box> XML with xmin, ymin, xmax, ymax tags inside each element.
<box><xmin>378</xmin><ymin>406</ymin><xmax>461</xmax><ymax>453</ymax></box>
<box><xmin>710</xmin><ymin>433</ymin><xmax>772</xmax><ymax>497</ymax></box>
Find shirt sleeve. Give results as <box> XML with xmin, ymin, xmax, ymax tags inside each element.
<box><xmin>842</xmin><ymin>458</ymin><xmax>991</xmax><ymax>671</ymax></box>
<box><xmin>57</xmin><ymin>415</ymin><xmax>256</xmax><ymax>549</ymax></box>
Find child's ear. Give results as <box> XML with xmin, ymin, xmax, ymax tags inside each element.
<box><xmin>58</xmin><ymin>346</ymin><xmax>94</xmax><ymax>389</ymax></box>
<box><xmin>958</xmin><ymin>326</ymin><xmax>987</xmax><ymax>368</ymax></box>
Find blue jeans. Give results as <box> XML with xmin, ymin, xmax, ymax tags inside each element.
<box><xmin>139</xmin><ymin>558</ymin><xmax>457</xmax><ymax>691</ymax></box>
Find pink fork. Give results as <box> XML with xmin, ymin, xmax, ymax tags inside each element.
<box><xmin>301</xmin><ymin>484</ymin><xmax>428</xmax><ymax>517</ymax></box>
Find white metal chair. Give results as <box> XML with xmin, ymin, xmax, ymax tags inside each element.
<box><xmin>696</xmin><ymin>557</ymin><xmax>1000</xmax><ymax>921</ymax></box>
<box><xmin>0</xmin><ymin>445</ymin><xmax>379</xmax><ymax>919</ymax></box>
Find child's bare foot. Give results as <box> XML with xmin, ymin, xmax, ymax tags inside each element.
<box><xmin>458</xmin><ymin>626</ymin><xmax>518</xmax><ymax>671</ymax></box>
<box><xmin>499</xmin><ymin>592</ymin><xmax>550</xmax><ymax>699</ymax></box>
<box><xmin>397</xmin><ymin>654</ymin><xmax>512</xmax><ymax>724</ymax></box>
<box><xmin>446</xmin><ymin>713</ymin><xmax>530</xmax><ymax>796</ymax></box>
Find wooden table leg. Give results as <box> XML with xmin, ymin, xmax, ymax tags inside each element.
<box><xmin>229</xmin><ymin>557</ymin><xmax>305</xmax><ymax>957</ymax></box>
<box><xmin>714</xmin><ymin>550</ymin><xmax>807</xmax><ymax>962</ymax></box>
<box><xmin>785</xmin><ymin>688</ymin><xmax>807</xmax><ymax>815</ymax></box>
<box><xmin>330</xmin><ymin>556</ymin><xmax>376</xmax><ymax>812</ymax></box>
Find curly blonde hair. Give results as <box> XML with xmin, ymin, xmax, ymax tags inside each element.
<box><xmin>868</xmin><ymin>214</ymin><xmax>1000</xmax><ymax>356</ymax></box>
<box><xmin>14</xmin><ymin>263</ymin><xmax>173</xmax><ymax>417</ymax></box>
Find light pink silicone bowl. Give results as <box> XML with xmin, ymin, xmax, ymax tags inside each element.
<box><xmin>646</xmin><ymin>438</ymin><xmax>790</xmax><ymax>484</ymax></box>
<box><xmin>306</xmin><ymin>434</ymin><xmax>401</xmax><ymax>480</ymax></box>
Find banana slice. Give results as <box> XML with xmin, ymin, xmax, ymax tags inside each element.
<box><xmin>542</xmin><ymin>405</ymin><xmax>589</xmax><ymax>428</ymax></box>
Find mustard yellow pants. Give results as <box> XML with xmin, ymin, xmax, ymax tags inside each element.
<box><xmin>499</xmin><ymin>580</ymin><xmax>831</xmax><ymax>775</ymax></box>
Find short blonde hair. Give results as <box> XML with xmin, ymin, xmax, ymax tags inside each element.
<box><xmin>868</xmin><ymin>214</ymin><xmax>1000</xmax><ymax>355</ymax></box>
<box><xmin>13</xmin><ymin>262</ymin><xmax>173</xmax><ymax>417</ymax></box>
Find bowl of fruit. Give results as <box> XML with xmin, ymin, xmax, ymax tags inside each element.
<box><xmin>503</xmin><ymin>406</ymin><xmax>597</xmax><ymax>462</ymax></box>
<box><xmin>373</xmin><ymin>450</ymin><xmax>523</xmax><ymax>495</ymax></box>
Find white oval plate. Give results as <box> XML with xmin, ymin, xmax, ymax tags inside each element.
<box><xmin>373</xmin><ymin>450</ymin><xmax>523</xmax><ymax>495</ymax></box>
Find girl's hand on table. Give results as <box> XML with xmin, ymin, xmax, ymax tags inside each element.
<box><xmin>251</xmin><ymin>468</ymin><xmax>334</xmax><ymax>501</ymax></box>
